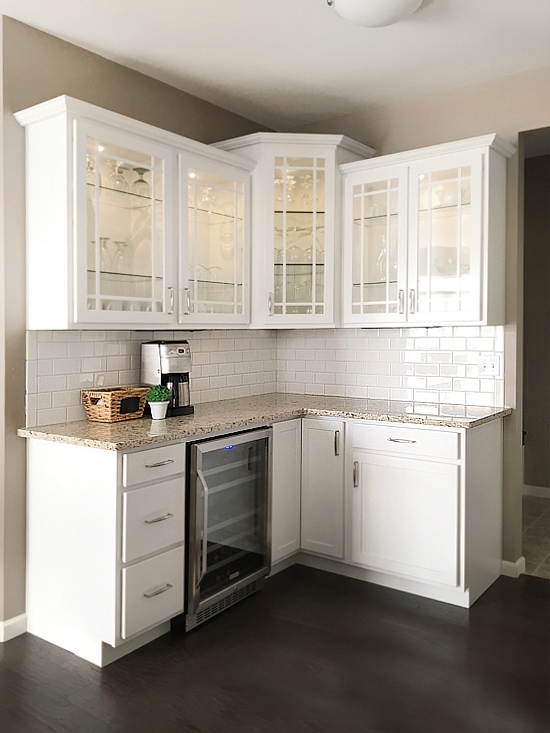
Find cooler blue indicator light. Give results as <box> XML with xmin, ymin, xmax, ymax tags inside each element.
<box><xmin>225</xmin><ymin>445</ymin><xmax>234</xmax><ymax>450</ymax></box>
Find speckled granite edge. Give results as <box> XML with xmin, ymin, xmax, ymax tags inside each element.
<box><xmin>17</xmin><ymin>393</ymin><xmax>512</xmax><ymax>451</ymax></box>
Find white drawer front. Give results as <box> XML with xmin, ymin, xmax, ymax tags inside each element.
<box><xmin>121</xmin><ymin>546</ymin><xmax>184</xmax><ymax>639</ymax></box>
<box><xmin>122</xmin><ymin>478</ymin><xmax>185</xmax><ymax>563</ymax></box>
<box><xmin>352</xmin><ymin>423</ymin><xmax>460</xmax><ymax>460</ymax></box>
<box><xmin>123</xmin><ymin>444</ymin><xmax>184</xmax><ymax>487</ymax></box>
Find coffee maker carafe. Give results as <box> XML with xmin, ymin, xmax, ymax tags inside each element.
<box><xmin>141</xmin><ymin>341</ymin><xmax>194</xmax><ymax>416</ymax></box>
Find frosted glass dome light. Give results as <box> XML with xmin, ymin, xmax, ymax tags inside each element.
<box><xmin>328</xmin><ymin>0</ymin><xmax>423</xmax><ymax>27</ymax></box>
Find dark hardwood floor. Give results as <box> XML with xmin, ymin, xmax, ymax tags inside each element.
<box><xmin>1</xmin><ymin>566</ymin><xmax>548</xmax><ymax>733</ymax></box>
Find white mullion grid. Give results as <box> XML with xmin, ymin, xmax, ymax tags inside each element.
<box><xmin>92</xmin><ymin>141</ymin><xmax>101</xmax><ymax>310</ymax></box>
<box><xmin>282</xmin><ymin>160</ymin><xmax>287</xmax><ymax>314</ymax></box>
<box><xmin>385</xmin><ymin>181</ymin><xmax>391</xmax><ymax>314</ymax></box>
<box><xmin>457</xmin><ymin>169</ymin><xmax>466</xmax><ymax>310</ymax></box>
<box><xmin>233</xmin><ymin>184</ymin><xmax>238</xmax><ymax>315</ymax></box>
<box><xmin>311</xmin><ymin>159</ymin><xmax>317</xmax><ymax>312</ymax></box>
<box><xmin>360</xmin><ymin>186</ymin><xmax>366</xmax><ymax>314</ymax></box>
<box><xmin>425</xmin><ymin>172</ymin><xmax>433</xmax><ymax>312</ymax></box>
<box><xmin>151</xmin><ymin>158</ymin><xmax>158</xmax><ymax>310</ymax></box>
<box><xmin>194</xmin><ymin>178</ymin><xmax>200</xmax><ymax>312</ymax></box>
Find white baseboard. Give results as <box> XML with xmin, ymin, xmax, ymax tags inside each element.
<box><xmin>501</xmin><ymin>557</ymin><xmax>526</xmax><ymax>578</ymax></box>
<box><xmin>523</xmin><ymin>484</ymin><xmax>550</xmax><ymax>499</ymax></box>
<box><xmin>0</xmin><ymin>613</ymin><xmax>27</xmax><ymax>642</ymax></box>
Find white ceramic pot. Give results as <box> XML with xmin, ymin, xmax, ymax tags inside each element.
<box><xmin>149</xmin><ymin>400</ymin><xmax>169</xmax><ymax>420</ymax></box>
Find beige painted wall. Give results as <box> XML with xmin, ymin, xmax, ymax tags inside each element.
<box><xmin>0</xmin><ymin>17</ymin><xmax>267</xmax><ymax>624</ymax></box>
<box><xmin>296</xmin><ymin>65</ymin><xmax>550</xmax><ymax>564</ymax></box>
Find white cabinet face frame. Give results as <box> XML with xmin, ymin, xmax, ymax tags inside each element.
<box><xmin>255</xmin><ymin>143</ymin><xmax>337</xmax><ymax>328</ymax></box>
<box><xmin>179</xmin><ymin>153</ymin><xmax>250</xmax><ymax>326</ymax></box>
<box><xmin>407</xmin><ymin>150</ymin><xmax>484</xmax><ymax>324</ymax></box>
<box><xmin>74</xmin><ymin>118</ymin><xmax>177</xmax><ymax>325</ymax></box>
<box><xmin>342</xmin><ymin>163</ymin><xmax>409</xmax><ymax>325</ymax></box>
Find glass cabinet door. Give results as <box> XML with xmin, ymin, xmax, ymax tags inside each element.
<box><xmin>345</xmin><ymin>168</ymin><xmax>407</xmax><ymax>324</ymax></box>
<box><xmin>408</xmin><ymin>153</ymin><xmax>482</xmax><ymax>322</ymax></box>
<box><xmin>183</xmin><ymin>159</ymin><xmax>248</xmax><ymax>324</ymax></box>
<box><xmin>76</xmin><ymin>121</ymin><xmax>175</xmax><ymax>323</ymax></box>
<box><xmin>269</xmin><ymin>153</ymin><xmax>333</xmax><ymax>322</ymax></box>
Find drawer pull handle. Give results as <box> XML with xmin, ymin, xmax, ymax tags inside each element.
<box><xmin>143</xmin><ymin>583</ymin><xmax>173</xmax><ymax>599</ymax></box>
<box><xmin>144</xmin><ymin>512</ymin><xmax>174</xmax><ymax>525</ymax></box>
<box><xmin>387</xmin><ymin>438</ymin><xmax>417</xmax><ymax>444</ymax></box>
<box><xmin>144</xmin><ymin>459</ymin><xmax>175</xmax><ymax>468</ymax></box>
<box><xmin>334</xmin><ymin>430</ymin><xmax>341</xmax><ymax>456</ymax></box>
<box><xmin>353</xmin><ymin>460</ymin><xmax>359</xmax><ymax>487</ymax></box>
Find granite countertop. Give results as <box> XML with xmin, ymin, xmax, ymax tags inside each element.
<box><xmin>17</xmin><ymin>393</ymin><xmax>512</xmax><ymax>451</ymax></box>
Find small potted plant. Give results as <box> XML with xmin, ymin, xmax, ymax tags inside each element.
<box><xmin>146</xmin><ymin>385</ymin><xmax>171</xmax><ymax>420</ymax></box>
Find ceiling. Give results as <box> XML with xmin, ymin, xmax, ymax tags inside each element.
<box><xmin>1</xmin><ymin>0</ymin><xmax>550</xmax><ymax>130</ymax></box>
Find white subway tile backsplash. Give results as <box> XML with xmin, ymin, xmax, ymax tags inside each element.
<box><xmin>27</xmin><ymin>323</ymin><xmax>504</xmax><ymax>427</ymax></box>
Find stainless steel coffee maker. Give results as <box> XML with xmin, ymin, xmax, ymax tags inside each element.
<box><xmin>141</xmin><ymin>341</ymin><xmax>194</xmax><ymax>416</ymax></box>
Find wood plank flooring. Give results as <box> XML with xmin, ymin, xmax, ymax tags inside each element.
<box><xmin>0</xmin><ymin>566</ymin><xmax>548</xmax><ymax>733</ymax></box>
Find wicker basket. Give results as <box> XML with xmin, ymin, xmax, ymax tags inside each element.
<box><xmin>81</xmin><ymin>386</ymin><xmax>149</xmax><ymax>423</ymax></box>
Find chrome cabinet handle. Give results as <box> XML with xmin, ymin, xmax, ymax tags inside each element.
<box><xmin>387</xmin><ymin>437</ymin><xmax>417</xmax><ymax>444</ymax></box>
<box><xmin>144</xmin><ymin>512</ymin><xmax>174</xmax><ymax>525</ymax></box>
<box><xmin>353</xmin><ymin>460</ymin><xmax>359</xmax><ymax>488</ymax></box>
<box><xmin>268</xmin><ymin>292</ymin><xmax>274</xmax><ymax>316</ymax></box>
<box><xmin>143</xmin><ymin>583</ymin><xmax>173</xmax><ymax>599</ymax></box>
<box><xmin>398</xmin><ymin>289</ymin><xmax>405</xmax><ymax>315</ymax></box>
<box><xmin>168</xmin><ymin>287</ymin><xmax>174</xmax><ymax>315</ymax></box>
<box><xmin>182</xmin><ymin>287</ymin><xmax>190</xmax><ymax>316</ymax></box>
<box><xmin>334</xmin><ymin>430</ymin><xmax>341</xmax><ymax>456</ymax></box>
<box><xmin>197</xmin><ymin>468</ymin><xmax>209</xmax><ymax>587</ymax></box>
<box><xmin>144</xmin><ymin>459</ymin><xmax>174</xmax><ymax>468</ymax></box>
<box><xmin>409</xmin><ymin>289</ymin><xmax>416</xmax><ymax>314</ymax></box>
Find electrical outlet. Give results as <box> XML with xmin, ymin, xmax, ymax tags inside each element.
<box><xmin>478</xmin><ymin>356</ymin><xmax>500</xmax><ymax>376</ymax></box>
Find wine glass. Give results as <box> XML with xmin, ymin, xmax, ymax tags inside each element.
<box><xmin>131</xmin><ymin>167</ymin><xmax>150</xmax><ymax>198</ymax></box>
<box><xmin>112</xmin><ymin>241</ymin><xmax>128</xmax><ymax>273</ymax></box>
<box><xmin>106</xmin><ymin>160</ymin><xmax>129</xmax><ymax>195</ymax></box>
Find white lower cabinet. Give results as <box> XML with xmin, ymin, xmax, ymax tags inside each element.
<box><xmin>271</xmin><ymin>419</ymin><xmax>302</xmax><ymax>563</ymax></box>
<box><xmin>351</xmin><ymin>451</ymin><xmax>459</xmax><ymax>586</ymax></box>
<box><xmin>300</xmin><ymin>418</ymin><xmax>345</xmax><ymax>559</ymax></box>
<box><xmin>25</xmin><ymin>439</ymin><xmax>185</xmax><ymax>667</ymax></box>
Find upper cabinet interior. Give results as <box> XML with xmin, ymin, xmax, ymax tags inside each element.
<box><xmin>15</xmin><ymin>96</ymin><xmax>253</xmax><ymax>330</ymax></box>
<box><xmin>216</xmin><ymin>134</ymin><xmax>375</xmax><ymax>329</ymax></box>
<box><xmin>341</xmin><ymin>135</ymin><xmax>516</xmax><ymax>328</ymax></box>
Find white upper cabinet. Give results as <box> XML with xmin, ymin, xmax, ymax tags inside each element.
<box><xmin>216</xmin><ymin>134</ymin><xmax>375</xmax><ymax>328</ymax></box>
<box><xmin>342</xmin><ymin>135</ymin><xmax>516</xmax><ymax>328</ymax></box>
<box><xmin>15</xmin><ymin>96</ymin><xmax>253</xmax><ymax>330</ymax></box>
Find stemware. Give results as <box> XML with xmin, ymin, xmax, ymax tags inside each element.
<box><xmin>106</xmin><ymin>160</ymin><xmax>129</xmax><ymax>195</ymax></box>
<box><xmin>131</xmin><ymin>167</ymin><xmax>150</xmax><ymax>198</ymax></box>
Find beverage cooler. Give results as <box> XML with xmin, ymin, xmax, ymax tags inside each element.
<box><xmin>184</xmin><ymin>427</ymin><xmax>272</xmax><ymax>631</ymax></box>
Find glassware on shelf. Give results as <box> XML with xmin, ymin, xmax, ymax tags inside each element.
<box><xmin>106</xmin><ymin>160</ymin><xmax>129</xmax><ymax>195</ymax></box>
<box><xmin>287</xmin><ymin>244</ymin><xmax>302</xmax><ymax>264</ymax></box>
<box><xmin>100</xmin><ymin>237</ymin><xmax>111</xmax><ymax>271</ymax></box>
<box><xmin>131</xmin><ymin>167</ymin><xmax>150</xmax><ymax>197</ymax></box>
<box><xmin>112</xmin><ymin>241</ymin><xmax>128</xmax><ymax>273</ymax></box>
<box><xmin>86</xmin><ymin>154</ymin><xmax>102</xmax><ymax>188</ymax></box>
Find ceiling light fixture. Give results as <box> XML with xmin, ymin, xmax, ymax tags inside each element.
<box><xmin>327</xmin><ymin>0</ymin><xmax>423</xmax><ymax>27</ymax></box>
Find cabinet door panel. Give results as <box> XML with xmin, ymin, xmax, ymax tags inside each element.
<box><xmin>181</xmin><ymin>155</ymin><xmax>250</xmax><ymax>325</ymax></box>
<box><xmin>301</xmin><ymin>419</ymin><xmax>344</xmax><ymax>558</ymax></box>
<box><xmin>75</xmin><ymin>118</ymin><xmax>176</xmax><ymax>325</ymax></box>
<box><xmin>407</xmin><ymin>151</ymin><xmax>483</xmax><ymax>323</ymax></box>
<box><xmin>343</xmin><ymin>164</ymin><xmax>408</xmax><ymax>325</ymax></box>
<box><xmin>352</xmin><ymin>451</ymin><xmax>459</xmax><ymax>586</ymax></box>
<box><xmin>271</xmin><ymin>420</ymin><xmax>302</xmax><ymax>563</ymax></box>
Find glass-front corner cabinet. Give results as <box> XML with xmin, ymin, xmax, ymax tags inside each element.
<box><xmin>342</xmin><ymin>135</ymin><xmax>515</xmax><ymax>327</ymax></box>
<box><xmin>180</xmin><ymin>155</ymin><xmax>250</xmax><ymax>326</ymax></box>
<box><xmin>216</xmin><ymin>134</ymin><xmax>375</xmax><ymax>328</ymax></box>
